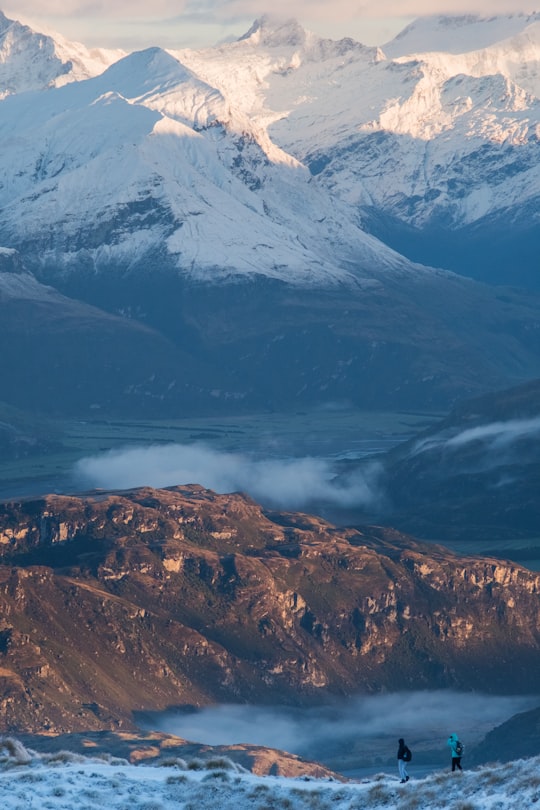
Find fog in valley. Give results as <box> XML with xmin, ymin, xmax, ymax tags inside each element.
<box><xmin>73</xmin><ymin>415</ymin><xmax>540</xmax><ymax>512</ymax></box>
<box><xmin>140</xmin><ymin>691</ymin><xmax>540</xmax><ymax>774</ymax></box>
<box><xmin>74</xmin><ymin>437</ymin><xmax>540</xmax><ymax>776</ymax></box>
<box><xmin>74</xmin><ymin>442</ymin><xmax>384</xmax><ymax>512</ymax></box>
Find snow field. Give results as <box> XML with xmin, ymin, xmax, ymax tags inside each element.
<box><xmin>1</xmin><ymin>738</ymin><xmax>540</xmax><ymax>810</ymax></box>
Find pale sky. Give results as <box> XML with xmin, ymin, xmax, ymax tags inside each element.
<box><xmin>2</xmin><ymin>1</ymin><xmax>539</xmax><ymax>50</ymax></box>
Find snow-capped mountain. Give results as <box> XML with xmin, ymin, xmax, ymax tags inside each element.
<box><xmin>180</xmin><ymin>13</ymin><xmax>538</xmax><ymax>286</ymax></box>
<box><xmin>0</xmin><ymin>28</ymin><xmax>411</xmax><ymax>287</ymax></box>
<box><xmin>0</xmin><ymin>11</ymin><xmax>123</xmax><ymax>98</ymax></box>
<box><xmin>1</xmin><ymin>11</ymin><xmax>540</xmax><ymax>415</ymax></box>
<box><xmin>0</xmin><ymin>11</ymin><xmax>538</xmax><ymax>287</ymax></box>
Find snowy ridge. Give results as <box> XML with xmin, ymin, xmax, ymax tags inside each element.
<box><xmin>0</xmin><ymin>11</ymin><xmax>123</xmax><ymax>98</ymax></box>
<box><xmin>382</xmin><ymin>13</ymin><xmax>540</xmax><ymax>58</ymax></box>
<box><xmin>233</xmin><ymin>13</ymin><xmax>540</xmax><ymax>230</ymax></box>
<box><xmin>174</xmin><ymin>13</ymin><xmax>540</xmax><ymax>231</ymax></box>
<box><xmin>0</xmin><ymin>245</ymin><xmax>59</xmax><ymax>301</ymax></box>
<box><xmin>1</xmin><ymin>738</ymin><xmax>540</xmax><ymax>810</ymax></box>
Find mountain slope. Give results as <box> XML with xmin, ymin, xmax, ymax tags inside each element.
<box><xmin>0</xmin><ymin>249</ymin><xmax>219</xmax><ymax>417</ymax></box>
<box><xmin>1</xmin><ymin>485</ymin><xmax>540</xmax><ymax>732</ymax></box>
<box><xmin>472</xmin><ymin>704</ymin><xmax>540</xmax><ymax>765</ymax></box>
<box><xmin>360</xmin><ymin>378</ymin><xmax>540</xmax><ymax>546</ymax></box>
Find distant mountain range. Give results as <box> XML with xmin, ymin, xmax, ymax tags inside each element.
<box><xmin>1</xmin><ymin>11</ymin><xmax>539</xmax><ymax>416</ymax></box>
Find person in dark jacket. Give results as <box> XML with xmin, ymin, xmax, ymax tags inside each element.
<box><xmin>447</xmin><ymin>733</ymin><xmax>463</xmax><ymax>771</ymax></box>
<box><xmin>397</xmin><ymin>738</ymin><xmax>410</xmax><ymax>783</ymax></box>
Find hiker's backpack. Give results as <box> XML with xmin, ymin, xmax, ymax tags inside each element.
<box><xmin>455</xmin><ymin>740</ymin><xmax>464</xmax><ymax>756</ymax></box>
<box><xmin>403</xmin><ymin>746</ymin><xmax>412</xmax><ymax>762</ymax></box>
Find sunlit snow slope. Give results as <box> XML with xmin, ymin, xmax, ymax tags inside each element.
<box><xmin>173</xmin><ymin>13</ymin><xmax>539</xmax><ymax>285</ymax></box>
<box><xmin>0</xmin><ymin>15</ymin><xmax>411</xmax><ymax>286</ymax></box>
<box><xmin>1</xmin><ymin>10</ymin><xmax>540</xmax><ymax>415</ymax></box>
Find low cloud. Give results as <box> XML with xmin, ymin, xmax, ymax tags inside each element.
<box><xmin>413</xmin><ymin>416</ymin><xmax>540</xmax><ymax>457</ymax></box>
<box><xmin>74</xmin><ymin>442</ymin><xmax>382</xmax><ymax>511</ymax></box>
<box><xmin>446</xmin><ymin>417</ymin><xmax>540</xmax><ymax>450</ymax></box>
<box><xmin>142</xmin><ymin>691</ymin><xmax>539</xmax><ymax>768</ymax></box>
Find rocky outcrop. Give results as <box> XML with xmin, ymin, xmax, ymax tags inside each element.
<box><xmin>16</xmin><ymin>730</ymin><xmax>341</xmax><ymax>778</ymax></box>
<box><xmin>0</xmin><ymin>485</ymin><xmax>539</xmax><ymax>733</ymax></box>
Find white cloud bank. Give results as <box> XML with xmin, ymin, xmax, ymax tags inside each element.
<box><xmin>74</xmin><ymin>442</ymin><xmax>382</xmax><ymax>511</ymax></box>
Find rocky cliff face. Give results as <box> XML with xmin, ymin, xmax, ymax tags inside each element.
<box><xmin>0</xmin><ymin>485</ymin><xmax>539</xmax><ymax>733</ymax></box>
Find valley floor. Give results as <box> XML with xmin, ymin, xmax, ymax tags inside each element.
<box><xmin>0</xmin><ymin>408</ymin><xmax>431</xmax><ymax>501</ymax></box>
<box><xmin>0</xmin><ymin>738</ymin><xmax>538</xmax><ymax>810</ymax></box>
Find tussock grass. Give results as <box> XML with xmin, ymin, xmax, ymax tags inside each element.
<box><xmin>157</xmin><ymin>756</ymin><xmax>188</xmax><ymax>769</ymax></box>
<box><xmin>166</xmin><ymin>773</ymin><xmax>188</xmax><ymax>785</ymax></box>
<box><xmin>14</xmin><ymin>772</ymin><xmax>45</xmax><ymax>783</ymax></box>
<box><xmin>248</xmin><ymin>783</ymin><xmax>271</xmax><ymax>796</ymax></box>
<box><xmin>43</xmin><ymin>750</ymin><xmax>88</xmax><ymax>765</ymax></box>
<box><xmin>367</xmin><ymin>782</ymin><xmax>393</xmax><ymax>804</ymax></box>
<box><xmin>452</xmin><ymin>802</ymin><xmax>478</xmax><ymax>810</ymax></box>
<box><xmin>0</xmin><ymin>737</ymin><xmax>33</xmax><ymax>765</ymax></box>
<box><xmin>203</xmin><ymin>756</ymin><xmax>238</xmax><ymax>771</ymax></box>
<box><xmin>202</xmin><ymin>770</ymin><xmax>230</xmax><ymax>782</ymax></box>
<box><xmin>186</xmin><ymin>758</ymin><xmax>205</xmax><ymax>770</ymax></box>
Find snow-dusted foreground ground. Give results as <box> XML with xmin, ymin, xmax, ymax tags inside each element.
<box><xmin>1</xmin><ymin>738</ymin><xmax>539</xmax><ymax>810</ymax></box>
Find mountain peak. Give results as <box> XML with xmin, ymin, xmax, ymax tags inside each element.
<box><xmin>239</xmin><ymin>15</ymin><xmax>308</xmax><ymax>48</ymax></box>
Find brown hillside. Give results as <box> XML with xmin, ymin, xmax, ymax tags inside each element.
<box><xmin>0</xmin><ymin>485</ymin><xmax>539</xmax><ymax>733</ymax></box>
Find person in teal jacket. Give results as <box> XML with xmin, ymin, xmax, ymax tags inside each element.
<box><xmin>447</xmin><ymin>733</ymin><xmax>463</xmax><ymax>771</ymax></box>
